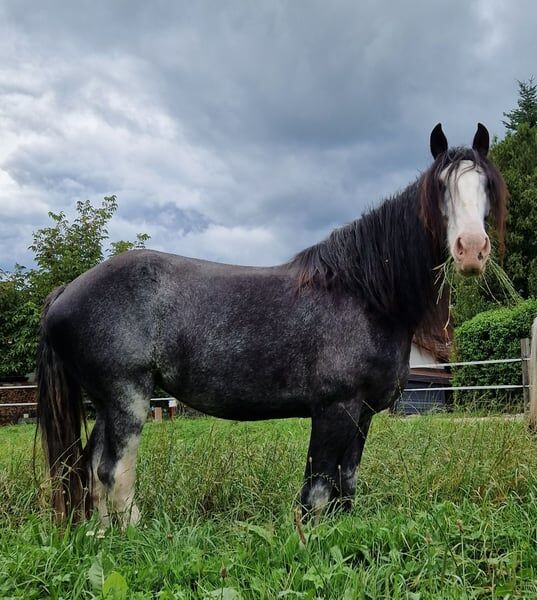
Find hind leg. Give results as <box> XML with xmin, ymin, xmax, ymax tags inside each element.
<box><xmin>90</xmin><ymin>382</ymin><xmax>151</xmax><ymax>527</ymax></box>
<box><xmin>86</xmin><ymin>415</ymin><xmax>109</xmax><ymax>524</ymax></box>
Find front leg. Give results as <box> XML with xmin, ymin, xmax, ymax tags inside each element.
<box><xmin>301</xmin><ymin>399</ymin><xmax>373</xmax><ymax>517</ymax></box>
<box><xmin>338</xmin><ymin>407</ymin><xmax>373</xmax><ymax>510</ymax></box>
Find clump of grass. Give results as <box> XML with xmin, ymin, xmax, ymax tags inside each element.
<box><xmin>434</xmin><ymin>256</ymin><xmax>456</xmax><ymax>305</ymax></box>
<box><xmin>484</xmin><ymin>258</ymin><xmax>522</xmax><ymax>305</ymax></box>
<box><xmin>436</xmin><ymin>256</ymin><xmax>520</xmax><ymax>305</ymax></box>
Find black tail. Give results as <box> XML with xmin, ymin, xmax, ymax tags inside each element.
<box><xmin>37</xmin><ymin>286</ymin><xmax>91</xmax><ymax>521</ymax></box>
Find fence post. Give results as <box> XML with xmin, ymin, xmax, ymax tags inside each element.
<box><xmin>529</xmin><ymin>318</ymin><xmax>537</xmax><ymax>430</ymax></box>
<box><xmin>521</xmin><ymin>338</ymin><xmax>530</xmax><ymax>409</ymax></box>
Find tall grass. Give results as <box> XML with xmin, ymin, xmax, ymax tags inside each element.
<box><xmin>1</xmin><ymin>415</ymin><xmax>537</xmax><ymax>598</ymax></box>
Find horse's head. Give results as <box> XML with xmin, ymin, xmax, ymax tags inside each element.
<box><xmin>420</xmin><ymin>123</ymin><xmax>507</xmax><ymax>276</ymax></box>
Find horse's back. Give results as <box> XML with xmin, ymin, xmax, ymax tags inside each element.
<box><xmin>42</xmin><ymin>249</ymin><xmax>297</xmax><ymax>395</ymax></box>
<box><xmin>45</xmin><ymin>248</ymin><xmax>274</xmax><ymax>323</ymax></box>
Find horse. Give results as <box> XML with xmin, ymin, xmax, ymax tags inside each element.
<box><xmin>37</xmin><ymin>123</ymin><xmax>507</xmax><ymax>524</ymax></box>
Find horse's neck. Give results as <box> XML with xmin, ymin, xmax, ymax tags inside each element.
<box><xmin>349</xmin><ymin>187</ymin><xmax>441</xmax><ymax>331</ymax></box>
<box><xmin>290</xmin><ymin>182</ymin><xmax>443</xmax><ymax>333</ymax></box>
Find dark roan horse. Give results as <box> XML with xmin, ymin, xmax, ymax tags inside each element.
<box><xmin>37</xmin><ymin>124</ymin><xmax>507</xmax><ymax>524</ymax></box>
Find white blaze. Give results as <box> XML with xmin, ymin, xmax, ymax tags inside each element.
<box><xmin>440</xmin><ymin>160</ymin><xmax>490</xmax><ymax>271</ymax></box>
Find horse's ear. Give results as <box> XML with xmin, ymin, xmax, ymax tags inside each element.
<box><xmin>430</xmin><ymin>123</ymin><xmax>448</xmax><ymax>159</ymax></box>
<box><xmin>472</xmin><ymin>123</ymin><xmax>489</xmax><ymax>156</ymax></box>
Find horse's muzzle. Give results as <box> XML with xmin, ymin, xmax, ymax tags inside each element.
<box><xmin>452</xmin><ymin>232</ymin><xmax>490</xmax><ymax>276</ymax></box>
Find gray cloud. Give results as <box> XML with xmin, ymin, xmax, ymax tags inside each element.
<box><xmin>1</xmin><ymin>0</ymin><xmax>536</xmax><ymax>271</ymax></box>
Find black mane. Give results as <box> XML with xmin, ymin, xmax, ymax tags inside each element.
<box><xmin>289</xmin><ymin>146</ymin><xmax>507</xmax><ymax>337</ymax></box>
<box><xmin>289</xmin><ymin>181</ymin><xmax>445</xmax><ymax>332</ymax></box>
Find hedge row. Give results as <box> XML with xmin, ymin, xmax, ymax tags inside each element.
<box><xmin>452</xmin><ymin>299</ymin><xmax>537</xmax><ymax>408</ymax></box>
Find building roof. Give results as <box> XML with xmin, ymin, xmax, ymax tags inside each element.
<box><xmin>413</xmin><ymin>328</ymin><xmax>453</xmax><ymax>363</ymax></box>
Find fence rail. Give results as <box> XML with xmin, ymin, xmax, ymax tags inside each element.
<box><xmin>413</xmin><ymin>357</ymin><xmax>527</xmax><ymax>369</ymax></box>
<box><xmin>0</xmin><ymin>397</ymin><xmax>177</xmax><ymax>408</ymax></box>
<box><xmin>408</xmin><ymin>353</ymin><xmax>528</xmax><ymax>393</ymax></box>
<box><xmin>404</xmin><ymin>384</ymin><xmax>526</xmax><ymax>392</ymax></box>
<box><xmin>0</xmin><ymin>354</ymin><xmax>529</xmax><ymax>405</ymax></box>
<box><xmin>0</xmin><ymin>385</ymin><xmax>37</xmax><ymax>390</ymax></box>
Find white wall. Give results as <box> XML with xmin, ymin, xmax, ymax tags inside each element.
<box><xmin>409</xmin><ymin>343</ymin><xmax>438</xmax><ymax>368</ymax></box>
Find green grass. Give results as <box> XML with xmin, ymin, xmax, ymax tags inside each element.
<box><xmin>1</xmin><ymin>414</ymin><xmax>537</xmax><ymax>598</ymax></box>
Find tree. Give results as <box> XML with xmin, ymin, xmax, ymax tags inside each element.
<box><xmin>0</xmin><ymin>267</ymin><xmax>39</xmax><ymax>376</ymax></box>
<box><xmin>28</xmin><ymin>196</ymin><xmax>116</xmax><ymax>300</ymax></box>
<box><xmin>110</xmin><ymin>233</ymin><xmax>151</xmax><ymax>256</ymax></box>
<box><xmin>0</xmin><ymin>196</ymin><xmax>150</xmax><ymax>376</ymax></box>
<box><xmin>503</xmin><ymin>78</ymin><xmax>537</xmax><ymax>131</ymax></box>
<box><xmin>490</xmin><ymin>123</ymin><xmax>537</xmax><ymax>297</ymax></box>
<box><xmin>28</xmin><ymin>195</ymin><xmax>150</xmax><ymax>300</ymax></box>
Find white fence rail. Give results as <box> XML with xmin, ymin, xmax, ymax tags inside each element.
<box><xmin>406</xmin><ymin>355</ymin><xmax>528</xmax><ymax>393</ymax></box>
<box><xmin>0</xmin><ymin>355</ymin><xmax>529</xmax><ymax>408</ymax></box>
<box><xmin>0</xmin><ymin>396</ymin><xmax>177</xmax><ymax>408</ymax></box>
<box><xmin>404</xmin><ymin>384</ymin><xmax>525</xmax><ymax>392</ymax></box>
<box><xmin>412</xmin><ymin>357</ymin><xmax>527</xmax><ymax>369</ymax></box>
<box><xmin>0</xmin><ymin>385</ymin><xmax>37</xmax><ymax>390</ymax></box>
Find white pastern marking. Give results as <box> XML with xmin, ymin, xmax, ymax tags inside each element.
<box><xmin>109</xmin><ymin>434</ymin><xmax>142</xmax><ymax>526</ymax></box>
<box><xmin>343</xmin><ymin>468</ymin><xmax>357</xmax><ymax>492</ymax></box>
<box><xmin>308</xmin><ymin>481</ymin><xmax>331</xmax><ymax>511</ymax></box>
<box><xmin>91</xmin><ymin>471</ymin><xmax>109</xmax><ymax>525</ymax></box>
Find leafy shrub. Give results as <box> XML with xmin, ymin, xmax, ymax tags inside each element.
<box><xmin>452</xmin><ymin>299</ymin><xmax>537</xmax><ymax>409</ymax></box>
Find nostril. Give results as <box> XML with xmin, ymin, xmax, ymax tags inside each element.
<box><xmin>455</xmin><ymin>237</ymin><xmax>465</xmax><ymax>257</ymax></box>
<box><xmin>477</xmin><ymin>236</ymin><xmax>491</xmax><ymax>262</ymax></box>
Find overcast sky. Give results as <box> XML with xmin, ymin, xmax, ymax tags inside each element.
<box><xmin>0</xmin><ymin>0</ymin><xmax>535</xmax><ymax>271</ymax></box>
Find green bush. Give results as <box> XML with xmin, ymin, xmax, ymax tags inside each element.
<box><xmin>452</xmin><ymin>299</ymin><xmax>537</xmax><ymax>409</ymax></box>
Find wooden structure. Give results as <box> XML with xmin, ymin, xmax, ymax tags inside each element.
<box><xmin>0</xmin><ymin>376</ymin><xmax>37</xmax><ymax>425</ymax></box>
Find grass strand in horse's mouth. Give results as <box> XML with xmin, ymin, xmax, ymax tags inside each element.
<box><xmin>434</xmin><ymin>256</ymin><xmax>520</xmax><ymax>311</ymax></box>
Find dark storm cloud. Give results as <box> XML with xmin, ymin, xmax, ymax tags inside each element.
<box><xmin>1</xmin><ymin>0</ymin><xmax>536</xmax><ymax>269</ymax></box>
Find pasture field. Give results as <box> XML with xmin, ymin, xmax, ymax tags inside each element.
<box><xmin>1</xmin><ymin>414</ymin><xmax>537</xmax><ymax>599</ymax></box>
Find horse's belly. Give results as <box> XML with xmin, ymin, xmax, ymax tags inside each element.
<box><xmin>178</xmin><ymin>389</ymin><xmax>312</xmax><ymax>421</ymax></box>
